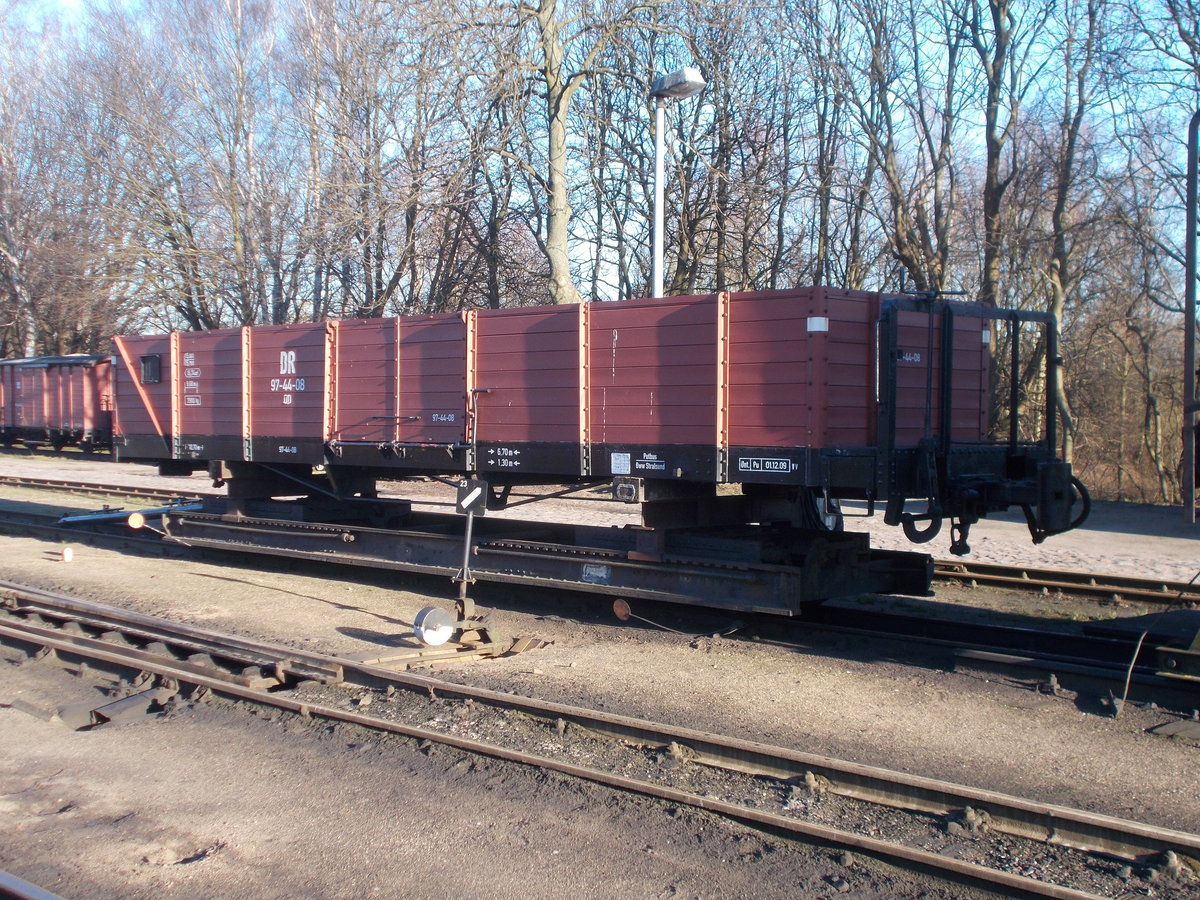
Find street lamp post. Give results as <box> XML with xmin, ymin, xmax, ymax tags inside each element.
<box><xmin>1184</xmin><ymin>109</ymin><xmax>1199</xmax><ymax>523</ymax></box>
<box><xmin>650</xmin><ymin>66</ymin><xmax>705</xmax><ymax>299</ymax></box>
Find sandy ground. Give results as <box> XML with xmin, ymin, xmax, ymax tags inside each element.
<box><xmin>1</xmin><ymin>455</ymin><xmax>1199</xmax><ymax>898</ymax></box>
<box><xmin>9</xmin><ymin>661</ymin><xmax>949</xmax><ymax>900</ymax></box>
<box><xmin>848</xmin><ymin>496</ymin><xmax>1200</xmax><ymax>583</ymax></box>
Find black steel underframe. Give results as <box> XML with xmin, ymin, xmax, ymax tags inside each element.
<box><xmin>162</xmin><ymin>502</ymin><xmax>934</xmax><ymax>614</ymax></box>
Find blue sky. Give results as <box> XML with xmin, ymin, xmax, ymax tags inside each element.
<box><xmin>20</xmin><ymin>0</ymin><xmax>84</xmax><ymax>28</ymax></box>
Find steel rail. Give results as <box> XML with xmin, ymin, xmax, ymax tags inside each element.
<box><xmin>796</xmin><ymin>605</ymin><xmax>1182</xmax><ymax>681</ymax></box>
<box><xmin>0</xmin><ymin>869</ymin><xmax>65</xmax><ymax>900</ymax></box>
<box><xmin>0</xmin><ymin>580</ymin><xmax>512</xmax><ymax>676</ymax></box>
<box><xmin>1</xmin><ymin>584</ymin><xmax>1197</xmax><ymax>891</ymax></box>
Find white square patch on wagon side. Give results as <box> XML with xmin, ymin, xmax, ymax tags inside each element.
<box><xmin>611</xmin><ymin>452</ymin><xmax>631</xmax><ymax>475</ymax></box>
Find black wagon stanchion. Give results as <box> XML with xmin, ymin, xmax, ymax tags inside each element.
<box><xmin>1184</xmin><ymin>109</ymin><xmax>1200</xmax><ymax>525</ymax></box>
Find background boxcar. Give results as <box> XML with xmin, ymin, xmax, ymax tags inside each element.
<box><xmin>0</xmin><ymin>355</ymin><xmax>112</xmax><ymax>451</ymax></box>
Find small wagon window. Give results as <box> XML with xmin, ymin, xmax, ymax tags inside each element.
<box><xmin>139</xmin><ymin>354</ymin><xmax>162</xmax><ymax>384</ymax></box>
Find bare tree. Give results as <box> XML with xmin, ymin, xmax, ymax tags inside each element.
<box><xmin>958</xmin><ymin>0</ymin><xmax>1054</xmax><ymax>306</ymax></box>
<box><xmin>835</xmin><ymin>0</ymin><xmax>965</xmax><ymax>292</ymax></box>
<box><xmin>1039</xmin><ymin>0</ymin><xmax>1109</xmax><ymax>459</ymax></box>
<box><xmin>507</xmin><ymin>0</ymin><xmax>666</xmax><ymax>303</ymax></box>
<box><xmin>0</xmin><ymin>6</ymin><xmax>45</xmax><ymax>354</ymax></box>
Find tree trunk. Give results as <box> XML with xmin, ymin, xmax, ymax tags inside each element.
<box><xmin>536</xmin><ymin>0</ymin><xmax>583</xmax><ymax>305</ymax></box>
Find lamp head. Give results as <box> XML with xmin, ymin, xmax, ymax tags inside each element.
<box><xmin>650</xmin><ymin>66</ymin><xmax>706</xmax><ymax>100</ymax></box>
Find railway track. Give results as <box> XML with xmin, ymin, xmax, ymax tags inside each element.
<box><xmin>2</xmin><ymin>477</ymin><xmax>1198</xmax><ymax>700</ymax></box>
<box><xmin>935</xmin><ymin>559</ymin><xmax>1200</xmax><ymax>607</ymax></box>
<box><xmin>2</xmin><ymin>473</ymin><xmax>1195</xmax><ymax>609</ymax></box>
<box><xmin>0</xmin><ymin>473</ymin><xmax>212</xmax><ymax>506</ymax></box>
<box><xmin>2</xmin><ymin>478</ymin><xmax>1198</xmax><ymax>707</ymax></box>
<box><xmin>0</xmin><ymin>508</ymin><xmax>167</xmax><ymax>557</ymax></box>
<box><xmin>789</xmin><ymin>604</ymin><xmax>1200</xmax><ymax>713</ymax></box>
<box><xmin>4</xmin><ymin>490</ymin><xmax>1196</xmax><ymax>711</ymax></box>
<box><xmin>0</xmin><ymin>444</ymin><xmax>101</xmax><ymax>459</ymax></box>
<box><xmin>2</xmin><ymin>580</ymin><xmax>1197</xmax><ymax>899</ymax></box>
<box><xmin>3</xmin><ymin>474</ymin><xmax>1198</xmax><ymax>696</ymax></box>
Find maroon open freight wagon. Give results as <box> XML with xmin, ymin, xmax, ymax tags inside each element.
<box><xmin>111</xmin><ymin>287</ymin><xmax>988</xmax><ymax>487</ymax></box>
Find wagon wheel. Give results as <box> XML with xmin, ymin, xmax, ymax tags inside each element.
<box><xmin>804</xmin><ymin>489</ymin><xmax>844</xmax><ymax>532</ymax></box>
